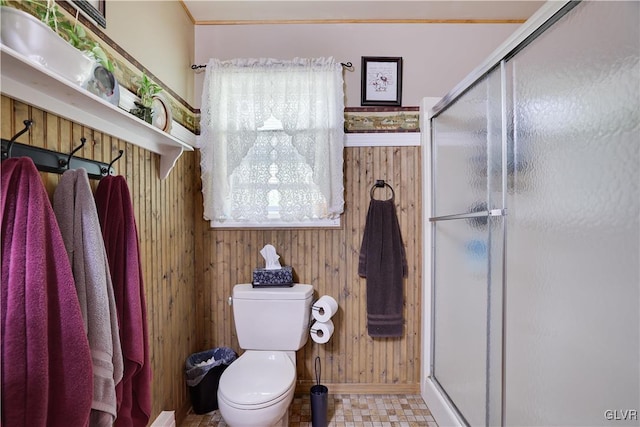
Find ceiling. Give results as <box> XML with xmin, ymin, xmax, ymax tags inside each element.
<box><xmin>182</xmin><ymin>1</ymin><xmax>547</xmax><ymax>24</ymax></box>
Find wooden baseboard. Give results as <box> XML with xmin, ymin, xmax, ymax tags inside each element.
<box><xmin>295</xmin><ymin>382</ymin><xmax>420</xmax><ymax>395</ymax></box>
<box><xmin>174</xmin><ymin>399</ymin><xmax>193</xmax><ymax>427</ymax></box>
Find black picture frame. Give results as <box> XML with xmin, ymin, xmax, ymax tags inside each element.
<box><xmin>361</xmin><ymin>56</ymin><xmax>403</xmax><ymax>106</ymax></box>
<box><xmin>73</xmin><ymin>0</ymin><xmax>106</xmax><ymax>28</ymax></box>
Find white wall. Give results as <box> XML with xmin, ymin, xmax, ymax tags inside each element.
<box><xmin>194</xmin><ymin>22</ymin><xmax>522</xmax><ymax>108</ymax></box>
<box><xmin>106</xmin><ymin>1</ymin><xmax>195</xmax><ymax>105</ymax></box>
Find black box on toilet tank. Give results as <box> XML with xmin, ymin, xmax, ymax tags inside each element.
<box><xmin>252</xmin><ymin>266</ymin><xmax>293</xmax><ymax>287</ymax></box>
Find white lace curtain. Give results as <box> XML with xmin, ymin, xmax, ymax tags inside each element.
<box><xmin>197</xmin><ymin>57</ymin><xmax>345</xmax><ymax>225</ymax></box>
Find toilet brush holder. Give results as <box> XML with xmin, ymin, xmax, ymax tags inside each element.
<box><xmin>310</xmin><ymin>356</ymin><xmax>328</xmax><ymax>427</ymax></box>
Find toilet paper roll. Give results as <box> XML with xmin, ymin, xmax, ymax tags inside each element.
<box><xmin>311</xmin><ymin>295</ymin><xmax>338</xmax><ymax>322</ymax></box>
<box><xmin>310</xmin><ymin>320</ymin><xmax>334</xmax><ymax>344</ymax></box>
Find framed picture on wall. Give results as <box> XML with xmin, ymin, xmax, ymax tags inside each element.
<box><xmin>73</xmin><ymin>0</ymin><xmax>106</xmax><ymax>28</ymax></box>
<box><xmin>361</xmin><ymin>57</ymin><xmax>403</xmax><ymax>106</ymax></box>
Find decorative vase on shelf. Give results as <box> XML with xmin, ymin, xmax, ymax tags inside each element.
<box><xmin>0</xmin><ymin>6</ymin><xmax>95</xmax><ymax>87</ymax></box>
<box><xmin>86</xmin><ymin>64</ymin><xmax>120</xmax><ymax>107</ymax></box>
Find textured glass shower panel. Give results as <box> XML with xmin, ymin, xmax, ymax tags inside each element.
<box><xmin>504</xmin><ymin>2</ymin><xmax>640</xmax><ymax>426</ymax></box>
<box><xmin>431</xmin><ymin>67</ymin><xmax>504</xmax><ymax>426</ymax></box>
<box><xmin>433</xmin><ymin>219</ymin><xmax>488</xmax><ymax>427</ymax></box>
<box><xmin>433</xmin><ymin>216</ymin><xmax>505</xmax><ymax>427</ymax></box>
<box><xmin>432</xmin><ymin>69</ymin><xmax>502</xmax><ymax>218</ymax></box>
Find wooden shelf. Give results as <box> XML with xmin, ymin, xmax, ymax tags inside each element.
<box><xmin>0</xmin><ymin>45</ymin><xmax>194</xmax><ymax>179</ymax></box>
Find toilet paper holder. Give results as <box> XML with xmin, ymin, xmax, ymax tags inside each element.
<box><xmin>310</xmin><ymin>295</ymin><xmax>338</xmax><ymax>322</ymax></box>
<box><xmin>309</xmin><ymin>319</ymin><xmax>334</xmax><ymax>344</ymax></box>
<box><xmin>309</xmin><ymin>307</ymin><xmax>323</xmax><ymax>333</ymax></box>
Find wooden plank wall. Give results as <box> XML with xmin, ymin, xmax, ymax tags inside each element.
<box><xmin>1</xmin><ymin>96</ymin><xmax>199</xmax><ymax>422</ymax></box>
<box><xmin>2</xmin><ymin>94</ymin><xmax>424</xmax><ymax>425</ymax></box>
<box><xmin>194</xmin><ymin>144</ymin><xmax>423</xmax><ymax>393</ymax></box>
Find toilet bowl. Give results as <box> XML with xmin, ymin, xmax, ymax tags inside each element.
<box><xmin>217</xmin><ymin>350</ymin><xmax>296</xmax><ymax>427</ymax></box>
<box><xmin>216</xmin><ymin>284</ymin><xmax>313</xmax><ymax>427</ymax></box>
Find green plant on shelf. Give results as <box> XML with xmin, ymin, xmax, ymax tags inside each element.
<box><xmin>130</xmin><ymin>73</ymin><xmax>162</xmax><ymax>124</ymax></box>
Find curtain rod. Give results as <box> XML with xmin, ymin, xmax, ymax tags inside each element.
<box><xmin>191</xmin><ymin>61</ymin><xmax>353</xmax><ymax>70</ymax></box>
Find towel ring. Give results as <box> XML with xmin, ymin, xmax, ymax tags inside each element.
<box><xmin>370</xmin><ymin>180</ymin><xmax>395</xmax><ymax>201</ymax></box>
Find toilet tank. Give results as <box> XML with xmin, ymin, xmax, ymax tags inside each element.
<box><xmin>232</xmin><ymin>284</ymin><xmax>314</xmax><ymax>351</ymax></box>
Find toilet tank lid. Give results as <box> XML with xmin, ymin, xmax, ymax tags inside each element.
<box><xmin>234</xmin><ymin>283</ymin><xmax>313</xmax><ymax>300</ymax></box>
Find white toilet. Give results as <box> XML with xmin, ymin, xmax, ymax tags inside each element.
<box><xmin>217</xmin><ymin>283</ymin><xmax>313</xmax><ymax>427</ymax></box>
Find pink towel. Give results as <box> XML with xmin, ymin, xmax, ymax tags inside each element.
<box><xmin>53</xmin><ymin>169</ymin><xmax>124</xmax><ymax>427</ymax></box>
<box><xmin>95</xmin><ymin>175</ymin><xmax>151</xmax><ymax>427</ymax></box>
<box><xmin>1</xmin><ymin>157</ymin><xmax>93</xmax><ymax>427</ymax></box>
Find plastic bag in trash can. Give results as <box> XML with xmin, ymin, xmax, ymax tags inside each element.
<box><xmin>185</xmin><ymin>347</ymin><xmax>236</xmax><ymax>387</ymax></box>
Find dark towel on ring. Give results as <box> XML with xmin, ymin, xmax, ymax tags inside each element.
<box><xmin>358</xmin><ymin>198</ymin><xmax>407</xmax><ymax>337</ymax></box>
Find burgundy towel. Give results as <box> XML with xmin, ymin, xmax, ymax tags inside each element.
<box><xmin>1</xmin><ymin>157</ymin><xmax>93</xmax><ymax>427</ymax></box>
<box><xmin>358</xmin><ymin>198</ymin><xmax>408</xmax><ymax>337</ymax></box>
<box><xmin>95</xmin><ymin>175</ymin><xmax>151</xmax><ymax>427</ymax></box>
<box><xmin>53</xmin><ymin>169</ymin><xmax>124</xmax><ymax>427</ymax></box>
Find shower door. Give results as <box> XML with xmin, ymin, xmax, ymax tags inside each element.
<box><xmin>430</xmin><ymin>66</ymin><xmax>504</xmax><ymax>427</ymax></box>
<box><xmin>429</xmin><ymin>1</ymin><xmax>639</xmax><ymax>425</ymax></box>
<box><xmin>502</xmin><ymin>2</ymin><xmax>639</xmax><ymax>425</ymax></box>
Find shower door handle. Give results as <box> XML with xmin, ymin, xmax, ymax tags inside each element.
<box><xmin>429</xmin><ymin>208</ymin><xmax>506</xmax><ymax>222</ymax></box>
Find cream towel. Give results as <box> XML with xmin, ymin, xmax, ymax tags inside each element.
<box><xmin>53</xmin><ymin>169</ymin><xmax>124</xmax><ymax>426</ymax></box>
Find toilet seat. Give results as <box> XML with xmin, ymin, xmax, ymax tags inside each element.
<box><xmin>218</xmin><ymin>351</ymin><xmax>295</xmax><ymax>410</ymax></box>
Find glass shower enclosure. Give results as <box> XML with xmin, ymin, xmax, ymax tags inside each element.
<box><xmin>426</xmin><ymin>1</ymin><xmax>639</xmax><ymax>425</ymax></box>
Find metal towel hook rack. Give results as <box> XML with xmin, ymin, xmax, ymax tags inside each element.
<box><xmin>4</xmin><ymin>119</ymin><xmax>33</xmax><ymax>159</ymax></box>
<box><xmin>1</xmin><ymin>123</ymin><xmax>113</xmax><ymax>180</ymax></box>
<box><xmin>370</xmin><ymin>179</ymin><xmax>395</xmax><ymax>201</ymax></box>
<box><xmin>61</xmin><ymin>137</ymin><xmax>86</xmax><ymax>169</ymax></box>
<box><xmin>103</xmin><ymin>149</ymin><xmax>124</xmax><ymax>175</ymax></box>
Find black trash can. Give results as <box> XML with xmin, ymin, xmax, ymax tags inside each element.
<box><xmin>185</xmin><ymin>347</ymin><xmax>237</xmax><ymax>414</ymax></box>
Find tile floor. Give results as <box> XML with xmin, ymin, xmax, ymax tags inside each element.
<box><xmin>180</xmin><ymin>393</ymin><xmax>438</xmax><ymax>427</ymax></box>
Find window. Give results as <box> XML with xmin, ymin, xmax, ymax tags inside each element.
<box><xmin>197</xmin><ymin>57</ymin><xmax>345</xmax><ymax>228</ymax></box>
